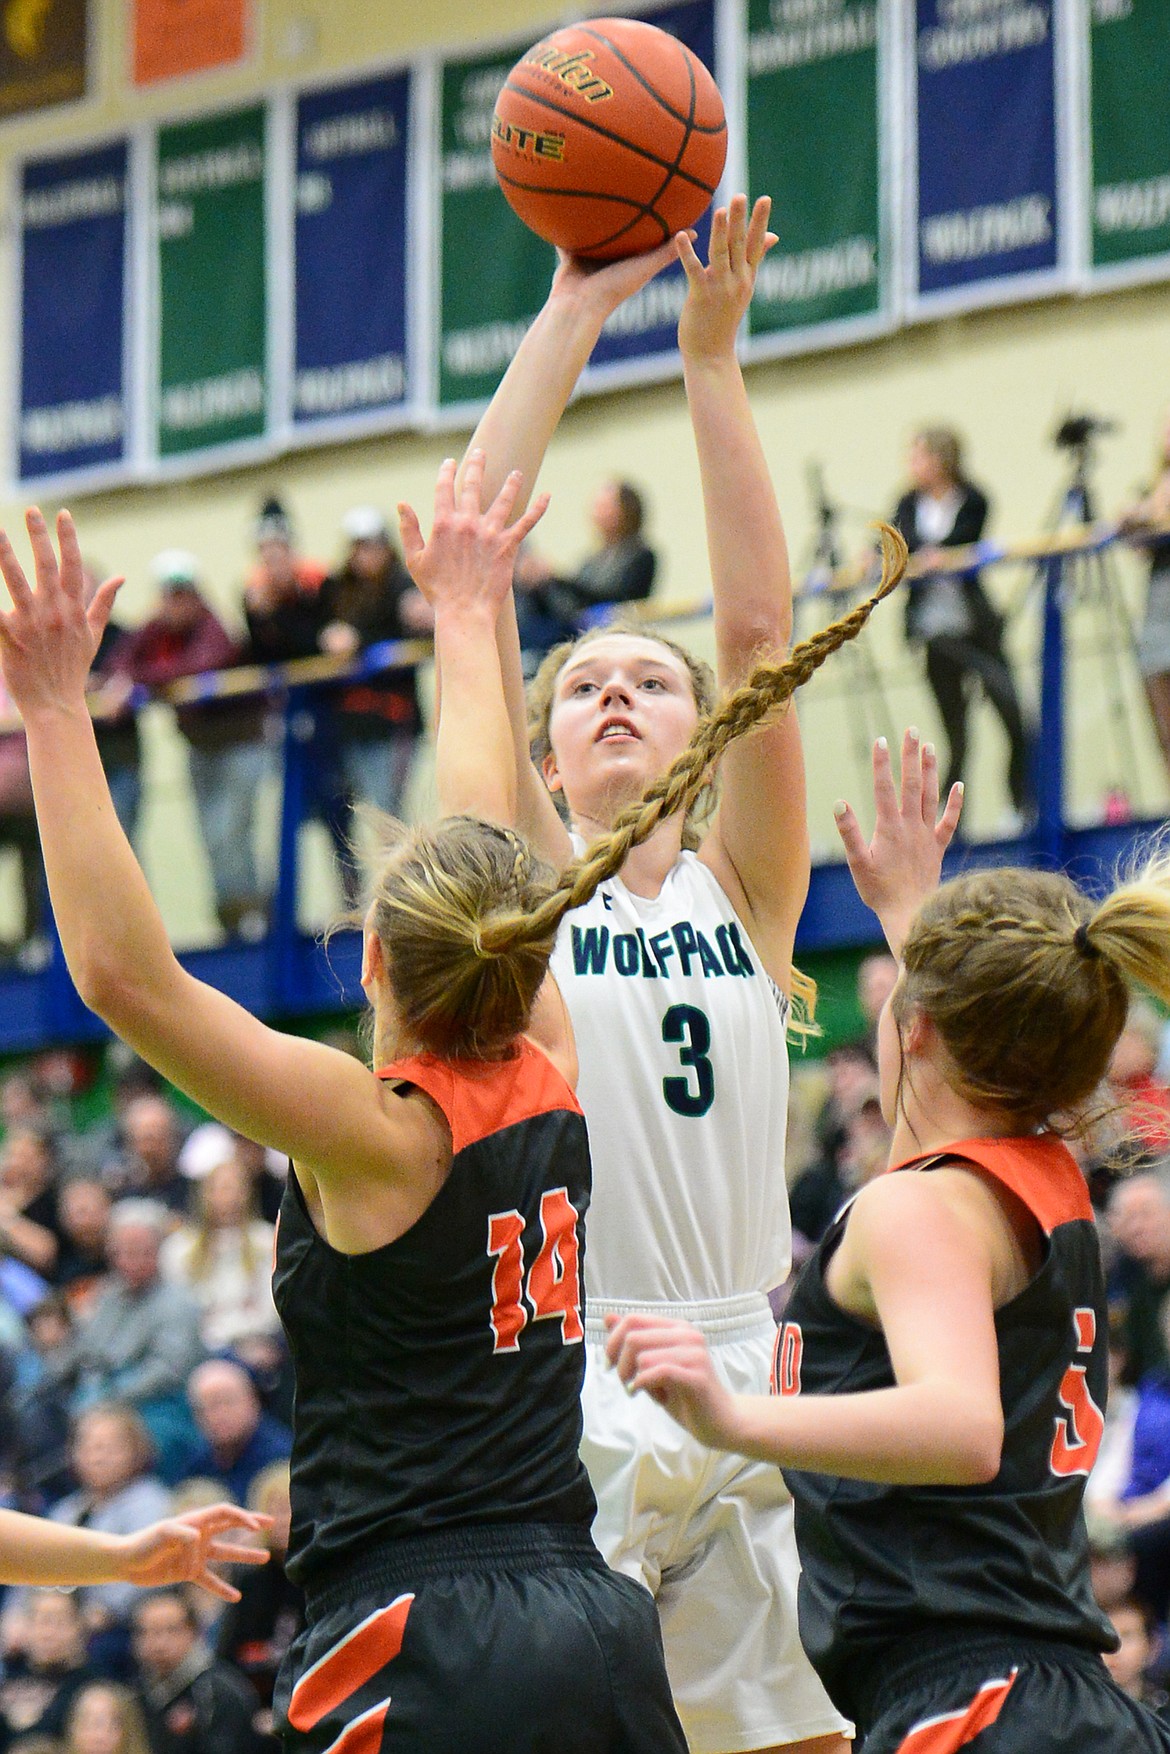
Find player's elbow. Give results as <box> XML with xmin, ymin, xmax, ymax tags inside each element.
<box><xmin>950</xmin><ymin>1409</ymin><xmax>1004</xmax><ymax>1485</ymax></box>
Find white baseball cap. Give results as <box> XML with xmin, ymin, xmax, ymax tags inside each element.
<box><xmin>342</xmin><ymin>505</ymin><xmax>389</xmax><ymax>543</ymax></box>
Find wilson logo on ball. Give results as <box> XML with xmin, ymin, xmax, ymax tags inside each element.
<box><xmin>491</xmin><ymin>15</ymin><xmax>727</xmax><ymax>261</ymax></box>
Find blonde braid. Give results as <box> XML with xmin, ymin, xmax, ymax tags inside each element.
<box><xmin>480</xmin><ymin>524</ymin><xmax>908</xmax><ymax>957</ymax></box>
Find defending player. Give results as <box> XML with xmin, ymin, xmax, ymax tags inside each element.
<box><xmin>609</xmin><ymin>734</ymin><xmax>1170</xmax><ymax>1754</ymax></box>
<box><xmin>432</xmin><ymin>195</ymin><xmax>950</xmax><ymax>1754</ymax></box>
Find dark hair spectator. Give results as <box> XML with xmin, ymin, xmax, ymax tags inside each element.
<box><xmin>131</xmin><ymin>1589</ymin><xmax>263</xmax><ymax>1754</ymax></box>
<box><xmin>63</xmin><ymin>1680</ymin><xmax>152</xmax><ymax>1754</ymax></box>
<box><xmin>241</xmin><ymin>498</ymin><xmax>328</xmax><ymax>667</ymax></box>
<box><xmin>103</xmin><ymin>1099</ymin><xmax>188</xmax><ymax>1220</ymax></box>
<box><xmin>0</xmin><ymin>1589</ymin><xmax>97</xmax><ymax>1751</ymax></box>
<box><xmin>513</xmin><ymin>477</ymin><xmax>657</xmax><ymax>669</ymax></box>
<box><xmin>0</xmin><ymin>1126</ymin><xmax>64</xmax><ymax>1280</ymax></box>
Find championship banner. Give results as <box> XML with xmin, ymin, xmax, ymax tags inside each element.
<box><xmin>587</xmin><ymin>0</ymin><xmax>717</xmax><ymax>378</ymax></box>
<box><xmin>134</xmin><ymin>0</ymin><xmax>248</xmax><ymax>86</ymax></box>
<box><xmin>0</xmin><ymin>0</ymin><xmax>87</xmax><ymax>118</ymax></box>
<box><xmin>436</xmin><ymin>40</ymin><xmax>554</xmax><ymax>412</ymax></box>
<box><xmin>910</xmin><ymin>0</ymin><xmax>1062</xmax><ymax>312</ymax></box>
<box><xmin>744</xmin><ymin>0</ymin><xmax>883</xmax><ymax>346</ymax></box>
<box><xmin>1088</xmin><ymin>0</ymin><xmax>1170</xmax><ymax>281</ymax></box>
<box><xmin>18</xmin><ymin>141</ymin><xmax>129</xmax><ymax>485</ymax></box>
<box><xmin>293</xmin><ymin>71</ymin><xmax>412</xmax><ymax>433</ymax></box>
<box><xmin>154</xmin><ymin>107</ymin><xmax>267</xmax><ymax>460</ymax></box>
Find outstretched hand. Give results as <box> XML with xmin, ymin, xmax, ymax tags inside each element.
<box><xmin>604</xmin><ymin>1312</ymin><xmax>741</xmax><ymax>1452</ymax></box>
<box><xmin>677</xmin><ymin>194</ymin><xmax>777</xmax><ymax>361</ymax></box>
<box><xmin>0</xmin><ymin>510</ymin><xmax>122</xmax><ymax>719</ymax></box>
<box><xmin>833</xmin><ymin>728</ymin><xmax>963</xmax><ymax>958</ymax></box>
<box><xmin>398</xmin><ymin>450</ymin><xmax>549</xmax><ymax>617</ymax></box>
<box><xmin>119</xmin><ymin>1504</ymin><xmax>273</xmax><ymax>1603</ymax></box>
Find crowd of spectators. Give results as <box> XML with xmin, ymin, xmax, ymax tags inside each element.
<box><xmin>0</xmin><ymin>1052</ymin><xmax>300</xmax><ymax>1753</ymax></box>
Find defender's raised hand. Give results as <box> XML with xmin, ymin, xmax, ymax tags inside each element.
<box><xmin>677</xmin><ymin>194</ymin><xmax>777</xmax><ymax>362</ymax></box>
<box><xmin>398</xmin><ymin>450</ymin><xmax>549</xmax><ymax>618</ymax></box>
<box><xmin>833</xmin><ymin>728</ymin><xmax>964</xmax><ymax>958</ymax></box>
<box><xmin>0</xmin><ymin>509</ymin><xmax>122</xmax><ymax>718</ymax></box>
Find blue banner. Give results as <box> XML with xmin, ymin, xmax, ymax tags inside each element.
<box><xmin>18</xmin><ymin>140</ymin><xmax>129</xmax><ymax>483</ymax></box>
<box><xmin>912</xmin><ymin>1</ymin><xmax>1060</xmax><ymax>308</ymax></box>
<box><xmin>587</xmin><ymin>0</ymin><xmax>717</xmax><ymax>376</ymax></box>
<box><xmin>294</xmin><ymin>71</ymin><xmax>411</xmax><ymax>430</ymax></box>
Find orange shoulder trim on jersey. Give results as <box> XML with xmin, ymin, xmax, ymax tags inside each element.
<box><xmin>889</xmin><ymin>1134</ymin><xmax>1091</xmax><ymax>1235</ymax></box>
<box><xmin>375</xmin><ymin>1037</ymin><xmax>582</xmax><ymax>1156</ymax></box>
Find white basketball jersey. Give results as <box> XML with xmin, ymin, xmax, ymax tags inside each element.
<box><xmin>550</xmin><ymin>845</ymin><xmax>792</xmax><ymax>1304</ymax></box>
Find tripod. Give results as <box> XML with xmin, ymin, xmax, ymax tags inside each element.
<box><xmin>798</xmin><ymin>464</ymin><xmax>895</xmax><ymax>775</ymax></box>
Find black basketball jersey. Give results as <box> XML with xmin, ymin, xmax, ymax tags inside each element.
<box><xmin>775</xmin><ymin>1134</ymin><xmax>1117</xmax><ymax>1722</ymax></box>
<box><xmin>272</xmin><ymin>1039</ymin><xmax>597</xmax><ymax>1590</ymax></box>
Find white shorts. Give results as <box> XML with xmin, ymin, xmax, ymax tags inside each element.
<box><xmin>583</xmin><ymin>1293</ymin><xmax>851</xmax><ymax>1754</ymax></box>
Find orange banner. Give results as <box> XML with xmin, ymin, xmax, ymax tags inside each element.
<box><xmin>133</xmin><ymin>0</ymin><xmax>248</xmax><ymax>86</ymax></box>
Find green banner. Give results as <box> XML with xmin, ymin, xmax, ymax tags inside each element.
<box><xmin>1089</xmin><ymin>0</ymin><xmax>1170</xmax><ymax>274</ymax></box>
<box><xmin>745</xmin><ymin>0</ymin><xmax>881</xmax><ymax>338</ymax></box>
<box><xmin>155</xmin><ymin>106</ymin><xmax>267</xmax><ymax>457</ymax></box>
<box><xmin>437</xmin><ymin>45</ymin><xmax>554</xmax><ymax>410</ymax></box>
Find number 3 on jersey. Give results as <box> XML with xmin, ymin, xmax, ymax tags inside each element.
<box><xmin>1049</xmin><ymin>1307</ymin><xmax>1105</xmax><ymax>1478</ymax></box>
<box><xmin>662</xmin><ymin>1004</ymin><xmax>715</xmax><ymax>1117</ymax></box>
<box><xmin>487</xmin><ymin>1188</ymin><xmax>583</xmax><ymax>1354</ymax></box>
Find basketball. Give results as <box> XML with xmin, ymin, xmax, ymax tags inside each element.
<box><xmin>491</xmin><ymin>17</ymin><xmax>727</xmax><ymax>261</ymax></box>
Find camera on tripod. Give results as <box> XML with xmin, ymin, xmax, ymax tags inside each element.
<box><xmin>1054</xmin><ymin>413</ymin><xmax>1117</xmax><ymax>451</ymax></box>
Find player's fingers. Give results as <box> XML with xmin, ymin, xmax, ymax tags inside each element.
<box><xmin>55</xmin><ymin>510</ymin><xmax>85</xmax><ymax>599</ymax></box>
<box><xmin>675</xmin><ymin>229</ymin><xmax>703</xmax><ymax>281</ymax></box>
<box><xmin>920</xmin><ymin>739</ymin><xmax>940</xmax><ymax>826</ymax></box>
<box><xmin>512</xmin><ymin>491</ymin><xmax>551</xmax><ymax>545</ymax></box>
<box><xmin>205</xmin><ymin>1540</ymin><xmax>270</xmax><ymax>1566</ymax></box>
<box><xmin>725</xmin><ymin>192</ymin><xmax>748</xmax><ymax>273</ymax></box>
<box><xmin>936</xmin><ymin>780</ymin><xmax>965</xmax><ymax>845</ymax></box>
<box><xmin>0</xmin><ymin>529</ymin><xmax>34</xmax><ymax>612</ymax></box>
<box><xmin>460</xmin><ymin>448</ymin><xmax>485</xmax><ymax>516</ymax></box>
<box><xmin>871</xmin><ymin>736</ymin><xmax>898</xmax><ymax>818</ymax></box>
<box><xmin>195</xmin><ymin>1568</ymin><xmax>241</xmax><ymax>1602</ymax></box>
<box><xmin>707</xmin><ymin>204</ymin><xmax>729</xmax><ymax>270</ymax></box>
<box><xmin>87</xmin><ymin>575</ymin><xmax>125</xmax><ymax>642</ymax></box>
<box><xmin>744</xmin><ymin>194</ymin><xmax>772</xmax><ymax>267</ymax></box>
<box><xmin>900</xmin><ymin>726</ymin><xmax>922</xmax><ymax>815</ymax></box>
<box><xmin>488</xmin><ymin>467</ymin><xmax>523</xmax><ymax>530</ymax></box>
<box><xmin>396</xmin><ymin>504</ymin><xmax>425</xmax><ymax>571</ymax></box>
<box><xmin>832</xmin><ymin>799</ymin><xmax>870</xmax><ymax>868</ymax></box>
<box><xmin>25</xmin><ymin>509</ymin><xmax>60</xmax><ymax>596</ymax></box>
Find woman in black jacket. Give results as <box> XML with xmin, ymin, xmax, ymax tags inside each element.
<box><xmin>893</xmin><ymin>427</ymin><xmax>1031</xmax><ymax>819</ymax></box>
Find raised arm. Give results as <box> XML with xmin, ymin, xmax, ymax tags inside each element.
<box><xmin>452</xmin><ymin>244</ymin><xmax>679</xmax><ymax>864</ymax></box>
<box><xmin>0</xmin><ymin>511</ymin><xmax>404</xmax><ymax>1186</ymax></box>
<box><xmin>683</xmin><ymin>197</ymin><xmax>805</xmax><ymax>988</ymax></box>
<box><xmin>398</xmin><ymin>451</ymin><xmax>548</xmax><ymax>825</ymax></box>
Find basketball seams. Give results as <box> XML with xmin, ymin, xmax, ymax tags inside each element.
<box><xmin>575</xmin><ymin>25</ymin><xmax>725</xmax><ymax>136</ymax></box>
<box><xmin>498</xmin><ymin>77</ymin><xmax>719</xmax><ymax>198</ymax></box>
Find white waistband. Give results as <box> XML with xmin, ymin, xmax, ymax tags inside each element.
<box><xmin>584</xmin><ymin>1289</ymin><xmax>774</xmax><ymax>1345</ymax></box>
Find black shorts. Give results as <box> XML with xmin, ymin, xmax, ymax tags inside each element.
<box><xmin>856</xmin><ymin>1630</ymin><xmax>1170</xmax><ymax>1754</ymax></box>
<box><xmin>273</xmin><ymin>1524</ymin><xmax>687</xmax><ymax>1754</ymax></box>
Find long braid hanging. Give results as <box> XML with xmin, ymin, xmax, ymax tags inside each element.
<box><xmin>483</xmin><ymin>524</ymin><xmax>909</xmax><ymax>958</ymax></box>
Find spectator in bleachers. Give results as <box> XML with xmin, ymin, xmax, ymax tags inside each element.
<box><xmin>0</xmin><ymin>669</ymin><xmax>46</xmax><ymax>970</ymax></box>
<box><xmin>0</xmin><ymin>1590</ymin><xmax>97</xmax><ymax>1750</ymax></box>
<box><xmin>315</xmin><ymin>507</ymin><xmax>433</xmax><ymax>898</ymax></box>
<box><xmin>63</xmin><ymin>1681</ymin><xmax>152</xmax><ymax>1754</ymax></box>
<box><xmin>1109</xmin><ymin>1168</ymin><xmax>1170</xmax><ymax>1382</ymax></box>
<box><xmin>130</xmin><ymin>1589</ymin><xmax>262</xmax><ymax>1754</ymax></box>
<box><xmin>215</xmin><ymin>1461</ymin><xmax>300</xmax><ymax>1745</ymax></box>
<box><xmin>241</xmin><ymin>499</ymin><xmax>327</xmax><ymax>667</ymax></box>
<box><xmin>102</xmin><ymin>1099</ymin><xmax>187</xmax><ymax>1221</ymax></box>
<box><xmin>1109</xmin><ymin>1000</ymin><xmax>1170</xmax><ymax>1163</ymax></box>
<box><xmin>59</xmin><ymin>1202</ymin><xmax>204</xmax><ymax>1482</ymax></box>
<box><xmin>892</xmin><ymin>426</ymin><xmax>1031</xmax><ymax>824</ymax></box>
<box><xmin>84</xmin><ymin>563</ymin><xmax>142</xmax><ymax>850</ymax></box>
<box><xmin>513</xmin><ymin>479</ymin><xmax>657</xmax><ymax>669</ymax></box>
<box><xmin>1103</xmin><ymin>1598</ymin><xmax>1170</xmax><ymax>1720</ymax></box>
<box><xmin>0</xmin><ymin>1126</ymin><xmax>63</xmax><ymax>1280</ymax></box>
<box><xmin>11</xmin><ymin>1293</ymin><xmax>76</xmax><ymax>1506</ymax></box>
<box><xmin>181</xmin><ymin>1362</ymin><xmax>290</xmax><ymax>1507</ymax></box>
<box><xmin>0</xmin><ymin>1404</ymin><xmax>170</xmax><ymax>1664</ymax></box>
<box><xmin>110</xmin><ymin>553</ymin><xmax>269</xmax><ymax>943</ymax></box>
<box><xmin>55</xmin><ymin>1180</ymin><xmax>113</xmax><ymax>1313</ymax></box>
<box><xmin>159</xmin><ymin>1163</ymin><xmax>278</xmax><ymax>1353</ymax></box>
<box><xmin>1121</xmin><ymin>412</ymin><xmax>1170</xmax><ymax>781</ymax></box>
<box><xmin>0</xmin><ymin>1071</ymin><xmax>50</xmax><ymax>1137</ymax></box>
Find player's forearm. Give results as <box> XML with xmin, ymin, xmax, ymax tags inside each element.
<box><xmin>433</xmin><ymin>602</ymin><xmax>516</xmax><ymax>825</ymax></box>
<box><xmin>723</xmin><ymin>1381</ymin><xmax>1003</xmax><ymax>1487</ymax></box>
<box><xmin>683</xmin><ymin>353</ymin><xmax>791</xmax><ymax>660</ymax></box>
<box><xmin>23</xmin><ymin>701</ymin><xmax>181</xmax><ymax>1019</ymax></box>
<box><xmin>0</xmin><ymin>1509</ymin><xmax>139</xmax><ymax>1587</ymax></box>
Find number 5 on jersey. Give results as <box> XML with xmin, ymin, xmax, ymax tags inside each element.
<box><xmin>487</xmin><ymin>1188</ymin><xmax>583</xmax><ymax>1354</ymax></box>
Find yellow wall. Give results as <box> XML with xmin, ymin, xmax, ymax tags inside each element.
<box><xmin>0</xmin><ymin>0</ymin><xmax>1166</xmax><ymax>943</ymax></box>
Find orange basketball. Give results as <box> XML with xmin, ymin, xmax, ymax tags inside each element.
<box><xmin>491</xmin><ymin>17</ymin><xmax>727</xmax><ymax>261</ymax></box>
